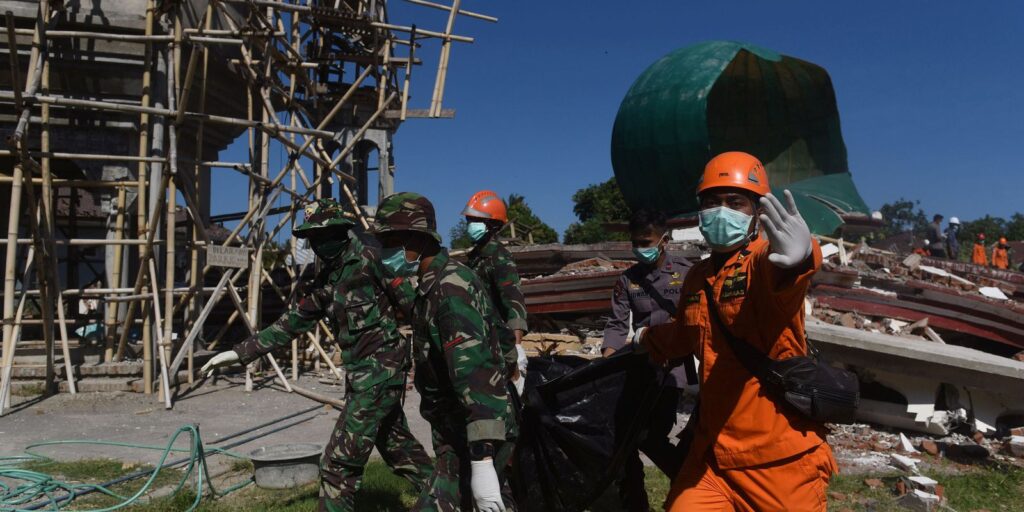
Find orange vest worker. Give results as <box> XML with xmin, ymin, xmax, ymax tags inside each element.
<box><xmin>972</xmin><ymin>243</ymin><xmax>988</xmax><ymax>266</ymax></box>
<box><xmin>992</xmin><ymin>238</ymin><xmax>1010</xmax><ymax>269</ymax></box>
<box><xmin>640</xmin><ymin>152</ymin><xmax>836</xmax><ymax>512</ymax></box>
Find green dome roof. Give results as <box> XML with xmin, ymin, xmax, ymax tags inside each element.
<box><xmin>610</xmin><ymin>41</ymin><xmax>870</xmax><ymax>235</ymax></box>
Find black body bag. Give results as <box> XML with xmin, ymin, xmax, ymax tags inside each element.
<box><xmin>703</xmin><ymin>283</ymin><xmax>859</xmax><ymax>424</ymax></box>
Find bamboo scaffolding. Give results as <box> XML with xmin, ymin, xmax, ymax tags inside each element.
<box><xmin>0</xmin><ymin>0</ymin><xmax>493</xmax><ymax>407</ymax></box>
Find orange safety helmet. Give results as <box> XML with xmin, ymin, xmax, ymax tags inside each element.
<box><xmin>696</xmin><ymin>151</ymin><xmax>771</xmax><ymax>197</ymax></box>
<box><xmin>1000</xmin><ymin>237</ymin><xmax>1008</xmax><ymax>245</ymax></box>
<box><xmin>462</xmin><ymin>190</ymin><xmax>508</xmax><ymax>223</ymax></box>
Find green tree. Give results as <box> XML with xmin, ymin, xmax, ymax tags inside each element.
<box><xmin>506</xmin><ymin>194</ymin><xmax>558</xmax><ymax>244</ymax></box>
<box><xmin>450</xmin><ymin>195</ymin><xmax>558</xmax><ymax>247</ymax></box>
<box><xmin>878</xmin><ymin>198</ymin><xmax>930</xmax><ymax>237</ymax></box>
<box><xmin>958</xmin><ymin>215</ymin><xmax>1008</xmax><ymax>248</ymax></box>
<box><xmin>1006</xmin><ymin>213</ymin><xmax>1024</xmax><ymax>241</ymax></box>
<box><xmin>563</xmin><ymin>178</ymin><xmax>630</xmax><ymax>244</ymax></box>
<box><xmin>449</xmin><ymin>219</ymin><xmax>472</xmax><ymax>249</ymax></box>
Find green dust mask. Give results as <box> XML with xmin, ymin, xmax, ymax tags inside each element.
<box><xmin>381</xmin><ymin>246</ymin><xmax>419</xmax><ymax>277</ymax></box>
<box><xmin>632</xmin><ymin>246</ymin><xmax>661</xmax><ymax>264</ymax></box>
<box><xmin>698</xmin><ymin>206</ymin><xmax>753</xmax><ymax>250</ymax></box>
<box><xmin>310</xmin><ymin>238</ymin><xmax>348</xmax><ymax>260</ymax></box>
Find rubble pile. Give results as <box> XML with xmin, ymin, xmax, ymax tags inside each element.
<box><xmin>827</xmin><ymin>422</ymin><xmax>1024</xmax><ymax>510</ymax></box>
<box><xmin>810</xmin><ymin>242</ymin><xmax>1024</xmax><ymax>353</ymax></box>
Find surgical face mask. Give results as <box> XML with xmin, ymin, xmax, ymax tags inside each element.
<box><xmin>310</xmin><ymin>238</ymin><xmax>348</xmax><ymax>261</ymax></box>
<box><xmin>698</xmin><ymin>206</ymin><xmax>753</xmax><ymax>251</ymax></box>
<box><xmin>381</xmin><ymin>246</ymin><xmax>420</xmax><ymax>277</ymax></box>
<box><xmin>632</xmin><ymin>236</ymin><xmax>664</xmax><ymax>265</ymax></box>
<box><xmin>467</xmin><ymin>221</ymin><xmax>489</xmax><ymax>243</ymax></box>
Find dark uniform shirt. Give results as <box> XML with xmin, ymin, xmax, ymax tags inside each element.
<box><xmin>412</xmin><ymin>247</ymin><xmax>512</xmax><ymax>444</ymax></box>
<box><xmin>234</xmin><ymin>233</ymin><xmax>415</xmax><ymax>392</ymax></box>
<box><xmin>603</xmin><ymin>252</ymin><xmax>693</xmax><ymax>387</ymax></box>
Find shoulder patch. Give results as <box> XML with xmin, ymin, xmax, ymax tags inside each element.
<box><xmin>685</xmin><ymin>293</ymin><xmax>702</xmax><ymax>304</ymax></box>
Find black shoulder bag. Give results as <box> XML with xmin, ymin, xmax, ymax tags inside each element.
<box><xmin>702</xmin><ymin>283</ymin><xmax>859</xmax><ymax>424</ymax></box>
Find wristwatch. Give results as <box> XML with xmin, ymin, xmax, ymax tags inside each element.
<box><xmin>468</xmin><ymin>441</ymin><xmax>495</xmax><ymax>461</ymax></box>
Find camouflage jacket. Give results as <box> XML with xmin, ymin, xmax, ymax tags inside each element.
<box><xmin>234</xmin><ymin>234</ymin><xmax>415</xmax><ymax>391</ymax></box>
<box><xmin>466</xmin><ymin>238</ymin><xmax>529</xmax><ymax>334</ymax></box>
<box><xmin>412</xmin><ymin>247</ymin><xmax>511</xmax><ymax>443</ymax></box>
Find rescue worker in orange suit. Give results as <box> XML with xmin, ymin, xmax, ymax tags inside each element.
<box><xmin>992</xmin><ymin>237</ymin><xmax>1011</xmax><ymax>270</ymax></box>
<box><xmin>972</xmin><ymin>234</ymin><xmax>989</xmax><ymax>267</ymax></box>
<box><xmin>636</xmin><ymin>151</ymin><xmax>837</xmax><ymax>511</ymax></box>
<box><xmin>602</xmin><ymin>208</ymin><xmax>693</xmax><ymax>511</ymax></box>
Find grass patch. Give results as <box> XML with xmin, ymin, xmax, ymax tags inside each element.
<box><xmin>12</xmin><ymin>382</ymin><xmax>46</xmax><ymax>396</ymax></box>
<box><xmin>23</xmin><ymin>457</ymin><xmax>1024</xmax><ymax>511</ymax></box>
<box><xmin>18</xmin><ymin>457</ymin><xmax>186</xmax><ymax>510</ymax></box>
<box><xmin>827</xmin><ymin>464</ymin><xmax>1024</xmax><ymax>511</ymax></box>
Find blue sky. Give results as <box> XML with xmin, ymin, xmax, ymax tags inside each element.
<box><xmin>215</xmin><ymin>1</ymin><xmax>1024</xmax><ymax>244</ymax></box>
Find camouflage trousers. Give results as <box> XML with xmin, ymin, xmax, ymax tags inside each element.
<box><xmin>410</xmin><ymin>426</ymin><xmax>516</xmax><ymax>511</ymax></box>
<box><xmin>319</xmin><ymin>377</ymin><xmax>432</xmax><ymax>512</ymax></box>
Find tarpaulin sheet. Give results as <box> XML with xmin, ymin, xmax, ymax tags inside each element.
<box><xmin>512</xmin><ymin>349</ymin><xmax>664</xmax><ymax>512</ymax></box>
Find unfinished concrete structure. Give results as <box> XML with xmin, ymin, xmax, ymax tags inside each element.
<box><xmin>0</xmin><ymin>0</ymin><xmax>495</xmax><ymax>412</ymax></box>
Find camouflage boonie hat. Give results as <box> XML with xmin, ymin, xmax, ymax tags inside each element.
<box><xmin>293</xmin><ymin>198</ymin><xmax>355</xmax><ymax>238</ymax></box>
<box><xmin>374</xmin><ymin>192</ymin><xmax>442</xmax><ymax>243</ymax></box>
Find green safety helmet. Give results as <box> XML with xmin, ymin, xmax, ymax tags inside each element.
<box><xmin>373</xmin><ymin>192</ymin><xmax>442</xmax><ymax>243</ymax></box>
<box><xmin>293</xmin><ymin>198</ymin><xmax>355</xmax><ymax>239</ymax></box>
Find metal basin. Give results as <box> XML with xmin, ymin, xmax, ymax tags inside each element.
<box><xmin>249</xmin><ymin>443</ymin><xmax>323</xmax><ymax>489</ymax></box>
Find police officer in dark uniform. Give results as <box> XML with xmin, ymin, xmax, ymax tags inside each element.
<box><xmin>602</xmin><ymin>209</ymin><xmax>693</xmax><ymax>511</ymax></box>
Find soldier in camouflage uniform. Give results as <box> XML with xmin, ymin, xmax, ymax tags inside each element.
<box><xmin>461</xmin><ymin>191</ymin><xmax>528</xmax><ymax>393</ymax></box>
<box><xmin>201</xmin><ymin>198</ymin><xmax>432</xmax><ymax>512</ymax></box>
<box><xmin>373</xmin><ymin>192</ymin><xmax>515</xmax><ymax>512</ymax></box>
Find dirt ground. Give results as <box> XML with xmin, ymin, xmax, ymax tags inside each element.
<box><xmin>0</xmin><ymin>374</ymin><xmax>432</xmax><ymax>475</ymax></box>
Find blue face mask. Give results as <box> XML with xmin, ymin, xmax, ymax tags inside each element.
<box><xmin>632</xmin><ymin>242</ymin><xmax>662</xmax><ymax>265</ymax></box>
<box><xmin>467</xmin><ymin>221</ymin><xmax>489</xmax><ymax>243</ymax></box>
<box><xmin>699</xmin><ymin>206</ymin><xmax>753</xmax><ymax>250</ymax></box>
<box><xmin>381</xmin><ymin>246</ymin><xmax>420</xmax><ymax>277</ymax></box>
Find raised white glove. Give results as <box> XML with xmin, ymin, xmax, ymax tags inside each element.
<box><xmin>759</xmin><ymin>190</ymin><xmax>813</xmax><ymax>269</ymax></box>
<box><xmin>200</xmin><ymin>350</ymin><xmax>240</xmax><ymax>377</ymax></box>
<box><xmin>470</xmin><ymin>459</ymin><xmax>506</xmax><ymax>512</ymax></box>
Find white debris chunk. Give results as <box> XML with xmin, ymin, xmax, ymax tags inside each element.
<box><xmin>974</xmin><ymin>418</ymin><xmax>996</xmax><ymax>433</ymax></box>
<box><xmin>1010</xmin><ymin>436</ymin><xmax>1024</xmax><ymax>457</ymax></box>
<box><xmin>907</xmin><ymin>475</ymin><xmax>938</xmax><ymax>493</ymax></box>
<box><xmin>899</xmin><ymin>433</ymin><xmax>918</xmax><ymax>453</ymax></box>
<box><xmin>820</xmin><ymin>243</ymin><xmax>840</xmax><ymax>259</ymax></box>
<box><xmin>978</xmin><ymin>286</ymin><xmax>1009</xmax><ymax>300</ymax></box>
<box><xmin>890</xmin><ymin>453</ymin><xmax>919</xmax><ymax>473</ymax></box>
<box><xmin>897</xmin><ymin>489</ymin><xmax>941</xmax><ymax>511</ymax></box>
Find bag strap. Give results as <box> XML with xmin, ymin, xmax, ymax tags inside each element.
<box><xmin>702</xmin><ymin>283</ymin><xmax>779</xmax><ymax>385</ymax></box>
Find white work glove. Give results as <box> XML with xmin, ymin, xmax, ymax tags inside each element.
<box><xmin>512</xmin><ymin>345</ymin><xmax>528</xmax><ymax>396</ymax></box>
<box><xmin>631</xmin><ymin>326</ymin><xmax>647</xmax><ymax>345</ymax></box>
<box><xmin>470</xmin><ymin>459</ymin><xmax>506</xmax><ymax>512</ymax></box>
<box><xmin>200</xmin><ymin>350</ymin><xmax>240</xmax><ymax>377</ymax></box>
<box><xmin>515</xmin><ymin>345</ymin><xmax>528</xmax><ymax>374</ymax></box>
<box><xmin>759</xmin><ymin>190</ymin><xmax>813</xmax><ymax>269</ymax></box>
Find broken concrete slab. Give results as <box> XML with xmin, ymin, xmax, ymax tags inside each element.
<box><xmin>905</xmin><ymin>475</ymin><xmax>939</xmax><ymax>494</ymax></box>
<box><xmin>890</xmin><ymin>453</ymin><xmax>919</xmax><ymax>473</ymax></box>
<box><xmin>979</xmin><ymin>286</ymin><xmax>1009</xmax><ymax>300</ymax></box>
<box><xmin>899</xmin><ymin>433</ymin><xmax>918</xmax><ymax>453</ymax></box>
<box><xmin>808</xmin><ymin>321</ymin><xmax>1024</xmax><ymax>397</ymax></box>
<box><xmin>897</xmin><ymin>489</ymin><xmax>942</xmax><ymax>512</ymax></box>
<box><xmin>1010</xmin><ymin>436</ymin><xmax>1024</xmax><ymax>457</ymax></box>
